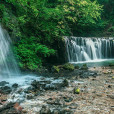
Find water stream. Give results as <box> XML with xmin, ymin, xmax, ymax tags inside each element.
<box><xmin>0</xmin><ymin>25</ymin><xmax>20</xmax><ymax>78</ymax></box>
<box><xmin>65</xmin><ymin>36</ymin><xmax>114</xmax><ymax>64</ymax></box>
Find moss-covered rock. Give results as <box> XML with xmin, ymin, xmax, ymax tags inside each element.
<box><xmin>109</xmin><ymin>63</ymin><xmax>114</xmax><ymax>66</ymax></box>
<box><xmin>51</xmin><ymin>66</ymin><xmax>60</xmax><ymax>73</ymax></box>
<box><xmin>62</xmin><ymin>79</ymin><xmax>69</xmax><ymax>87</ymax></box>
<box><xmin>73</xmin><ymin>87</ymin><xmax>80</xmax><ymax>94</ymax></box>
<box><xmin>80</xmin><ymin>64</ymin><xmax>88</xmax><ymax>70</ymax></box>
<box><xmin>63</xmin><ymin>63</ymin><xmax>74</xmax><ymax>71</ymax></box>
<box><xmin>75</xmin><ymin>65</ymin><xmax>79</xmax><ymax>69</ymax></box>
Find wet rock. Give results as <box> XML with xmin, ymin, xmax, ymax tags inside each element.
<box><xmin>107</xmin><ymin>69</ymin><xmax>113</xmax><ymax>73</ymax></box>
<box><xmin>108</xmin><ymin>85</ymin><xmax>112</xmax><ymax>88</ymax></box>
<box><xmin>26</xmin><ymin>94</ymin><xmax>34</xmax><ymax>100</ymax></box>
<box><xmin>60</xmin><ymin>108</ymin><xmax>73</xmax><ymax>114</ymax></box>
<box><xmin>45</xmin><ymin>79</ymin><xmax>68</xmax><ymax>90</ymax></box>
<box><xmin>22</xmin><ymin>109</ymin><xmax>28</xmax><ymax>113</ymax></box>
<box><xmin>89</xmin><ymin>72</ymin><xmax>97</xmax><ymax>76</ymax></box>
<box><xmin>0</xmin><ymin>81</ymin><xmax>9</xmax><ymax>86</ymax></box>
<box><xmin>40</xmin><ymin>105</ymin><xmax>51</xmax><ymax>114</ymax></box>
<box><xmin>0</xmin><ymin>95</ymin><xmax>7</xmax><ymax>102</ymax></box>
<box><xmin>110</xmin><ymin>106</ymin><xmax>114</xmax><ymax>111</ymax></box>
<box><xmin>44</xmin><ymin>84</ymin><xmax>56</xmax><ymax>90</ymax></box>
<box><xmin>31</xmin><ymin>80</ymin><xmax>40</xmax><ymax>91</ymax></box>
<box><xmin>62</xmin><ymin>79</ymin><xmax>69</xmax><ymax>87</ymax></box>
<box><xmin>24</xmin><ymin>86</ymin><xmax>33</xmax><ymax>93</ymax></box>
<box><xmin>1</xmin><ymin>86</ymin><xmax>12</xmax><ymax>94</ymax></box>
<box><xmin>12</xmin><ymin>83</ymin><xmax>18</xmax><ymax>88</ymax></box>
<box><xmin>47</xmin><ymin>98</ymin><xmax>63</xmax><ymax>105</ymax></box>
<box><xmin>80</xmin><ymin>72</ymin><xmax>89</xmax><ymax>78</ymax></box>
<box><xmin>17</xmin><ymin>88</ymin><xmax>23</xmax><ymax>94</ymax></box>
<box><xmin>0</xmin><ymin>102</ymin><xmax>15</xmax><ymax>112</ymax></box>
<box><xmin>63</xmin><ymin>96</ymin><xmax>73</xmax><ymax>102</ymax></box>
<box><xmin>80</xmin><ymin>64</ymin><xmax>88</xmax><ymax>70</ymax></box>
<box><xmin>69</xmin><ymin>103</ymin><xmax>78</xmax><ymax>109</ymax></box>
<box><xmin>80</xmin><ymin>71</ymin><xmax>97</xmax><ymax>78</ymax></box>
<box><xmin>8</xmin><ymin>108</ymin><xmax>18</xmax><ymax>114</ymax></box>
<box><xmin>51</xmin><ymin>66</ymin><xmax>60</xmax><ymax>73</ymax></box>
<box><xmin>52</xmin><ymin>109</ymin><xmax>60</xmax><ymax>114</ymax></box>
<box><xmin>75</xmin><ymin>65</ymin><xmax>79</xmax><ymax>69</ymax></box>
<box><xmin>107</xmin><ymin>94</ymin><xmax>114</xmax><ymax>99</ymax></box>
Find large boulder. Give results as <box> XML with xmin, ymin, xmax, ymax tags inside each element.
<box><xmin>63</xmin><ymin>63</ymin><xmax>74</xmax><ymax>71</ymax></box>
<box><xmin>0</xmin><ymin>86</ymin><xmax>12</xmax><ymax>94</ymax></box>
<box><xmin>0</xmin><ymin>81</ymin><xmax>9</xmax><ymax>86</ymax></box>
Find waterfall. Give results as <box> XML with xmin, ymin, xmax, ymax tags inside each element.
<box><xmin>65</xmin><ymin>36</ymin><xmax>114</xmax><ymax>63</ymax></box>
<box><xmin>0</xmin><ymin>25</ymin><xmax>20</xmax><ymax>77</ymax></box>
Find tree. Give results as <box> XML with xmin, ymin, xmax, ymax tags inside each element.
<box><xmin>0</xmin><ymin>0</ymin><xmax>103</xmax><ymax>70</ymax></box>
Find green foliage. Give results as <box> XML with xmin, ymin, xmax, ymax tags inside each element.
<box><xmin>14</xmin><ymin>37</ymin><xmax>55</xmax><ymax>70</ymax></box>
<box><xmin>0</xmin><ymin>0</ymin><xmax>105</xmax><ymax>70</ymax></box>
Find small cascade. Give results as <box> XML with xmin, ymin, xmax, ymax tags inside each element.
<box><xmin>65</xmin><ymin>37</ymin><xmax>114</xmax><ymax>63</ymax></box>
<box><xmin>0</xmin><ymin>25</ymin><xmax>20</xmax><ymax>77</ymax></box>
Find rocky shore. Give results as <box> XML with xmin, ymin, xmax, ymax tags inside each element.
<box><xmin>0</xmin><ymin>66</ymin><xmax>114</xmax><ymax>114</ymax></box>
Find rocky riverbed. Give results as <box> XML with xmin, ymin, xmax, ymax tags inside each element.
<box><xmin>0</xmin><ymin>66</ymin><xmax>114</xmax><ymax>114</ymax></box>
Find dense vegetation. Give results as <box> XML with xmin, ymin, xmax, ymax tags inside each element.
<box><xmin>0</xmin><ymin>0</ymin><xmax>113</xmax><ymax>71</ymax></box>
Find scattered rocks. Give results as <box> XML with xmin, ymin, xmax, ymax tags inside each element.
<box><xmin>52</xmin><ymin>109</ymin><xmax>60</xmax><ymax>114</ymax></box>
<box><xmin>0</xmin><ymin>86</ymin><xmax>12</xmax><ymax>94</ymax></box>
<box><xmin>0</xmin><ymin>102</ymin><xmax>15</xmax><ymax>113</ymax></box>
<box><xmin>1</xmin><ymin>66</ymin><xmax>114</xmax><ymax>114</ymax></box>
<box><xmin>107</xmin><ymin>94</ymin><xmax>114</xmax><ymax>99</ymax></box>
<box><xmin>40</xmin><ymin>105</ymin><xmax>51</xmax><ymax>114</ymax></box>
<box><xmin>110</xmin><ymin>106</ymin><xmax>114</xmax><ymax>111</ymax></box>
<box><xmin>26</xmin><ymin>93</ymin><xmax>34</xmax><ymax>100</ymax></box>
<box><xmin>63</xmin><ymin>96</ymin><xmax>73</xmax><ymax>102</ymax></box>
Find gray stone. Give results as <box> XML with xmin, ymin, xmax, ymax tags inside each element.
<box><xmin>40</xmin><ymin>105</ymin><xmax>51</xmax><ymax>114</ymax></box>
<box><xmin>0</xmin><ymin>81</ymin><xmax>9</xmax><ymax>86</ymax></box>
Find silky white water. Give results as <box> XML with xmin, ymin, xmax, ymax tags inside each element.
<box><xmin>0</xmin><ymin>25</ymin><xmax>20</xmax><ymax>78</ymax></box>
<box><xmin>65</xmin><ymin>36</ymin><xmax>114</xmax><ymax>63</ymax></box>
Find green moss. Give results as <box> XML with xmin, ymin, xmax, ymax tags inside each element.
<box><xmin>51</xmin><ymin>66</ymin><xmax>60</xmax><ymax>73</ymax></box>
<box><xmin>73</xmin><ymin>88</ymin><xmax>80</xmax><ymax>94</ymax></box>
<box><xmin>109</xmin><ymin>63</ymin><xmax>114</xmax><ymax>66</ymax></box>
<box><xmin>63</xmin><ymin>63</ymin><xmax>74</xmax><ymax>71</ymax></box>
<box><xmin>81</xmin><ymin>64</ymin><xmax>88</xmax><ymax>70</ymax></box>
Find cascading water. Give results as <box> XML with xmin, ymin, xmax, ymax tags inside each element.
<box><xmin>0</xmin><ymin>25</ymin><xmax>20</xmax><ymax>77</ymax></box>
<box><xmin>65</xmin><ymin>36</ymin><xmax>114</xmax><ymax>63</ymax></box>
